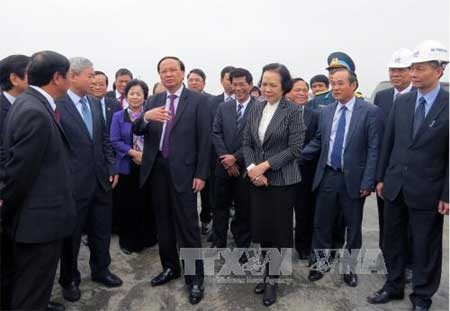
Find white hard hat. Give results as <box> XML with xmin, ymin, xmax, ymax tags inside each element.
<box><xmin>411</xmin><ymin>40</ymin><xmax>449</xmax><ymax>64</ymax></box>
<box><xmin>388</xmin><ymin>48</ymin><xmax>413</xmax><ymax>68</ymax></box>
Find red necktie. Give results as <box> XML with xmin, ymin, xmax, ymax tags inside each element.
<box><xmin>119</xmin><ymin>94</ymin><xmax>125</xmax><ymax>109</ymax></box>
<box><xmin>54</xmin><ymin>108</ymin><xmax>61</xmax><ymax>123</ymax></box>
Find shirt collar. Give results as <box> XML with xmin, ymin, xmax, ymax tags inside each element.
<box><xmin>115</xmin><ymin>90</ymin><xmax>122</xmax><ymax>99</ymax></box>
<box><xmin>236</xmin><ymin>96</ymin><xmax>251</xmax><ymax>107</ymax></box>
<box><xmin>166</xmin><ymin>84</ymin><xmax>184</xmax><ymax>99</ymax></box>
<box><xmin>224</xmin><ymin>92</ymin><xmax>235</xmax><ymax>102</ymax></box>
<box><xmin>3</xmin><ymin>91</ymin><xmax>16</xmax><ymax>105</ymax></box>
<box><xmin>265</xmin><ymin>99</ymin><xmax>280</xmax><ymax>110</ymax></box>
<box><xmin>417</xmin><ymin>84</ymin><xmax>440</xmax><ymax>105</ymax></box>
<box><xmin>101</xmin><ymin>97</ymin><xmax>105</xmax><ymax>105</ymax></box>
<box><xmin>29</xmin><ymin>85</ymin><xmax>56</xmax><ymax>111</ymax></box>
<box><xmin>394</xmin><ymin>83</ymin><xmax>413</xmax><ymax>96</ymax></box>
<box><xmin>337</xmin><ymin>96</ymin><xmax>356</xmax><ymax>112</ymax></box>
<box><xmin>67</xmin><ymin>89</ymin><xmax>86</xmax><ymax>105</ymax></box>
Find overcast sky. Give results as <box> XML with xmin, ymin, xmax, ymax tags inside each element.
<box><xmin>1</xmin><ymin>0</ymin><xmax>448</xmax><ymax>97</ymax></box>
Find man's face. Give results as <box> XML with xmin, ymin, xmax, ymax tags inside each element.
<box><xmin>231</xmin><ymin>76</ymin><xmax>252</xmax><ymax>103</ymax></box>
<box><xmin>311</xmin><ymin>82</ymin><xmax>328</xmax><ymax>95</ymax></box>
<box><xmin>70</xmin><ymin>66</ymin><xmax>95</xmax><ymax>95</ymax></box>
<box><xmin>410</xmin><ymin>62</ymin><xmax>442</xmax><ymax>92</ymax></box>
<box><xmin>91</xmin><ymin>74</ymin><xmax>108</xmax><ymax>98</ymax></box>
<box><xmin>288</xmin><ymin>80</ymin><xmax>309</xmax><ymax>105</ymax></box>
<box><xmin>115</xmin><ymin>74</ymin><xmax>132</xmax><ymax>95</ymax></box>
<box><xmin>187</xmin><ymin>72</ymin><xmax>205</xmax><ymax>93</ymax></box>
<box><xmin>159</xmin><ymin>59</ymin><xmax>184</xmax><ymax>91</ymax></box>
<box><xmin>329</xmin><ymin>70</ymin><xmax>356</xmax><ymax>103</ymax></box>
<box><xmin>221</xmin><ymin>73</ymin><xmax>233</xmax><ymax>95</ymax></box>
<box><xmin>389</xmin><ymin>67</ymin><xmax>411</xmax><ymax>90</ymax></box>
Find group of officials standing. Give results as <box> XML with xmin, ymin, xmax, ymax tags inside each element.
<box><xmin>0</xmin><ymin>39</ymin><xmax>448</xmax><ymax>311</ymax></box>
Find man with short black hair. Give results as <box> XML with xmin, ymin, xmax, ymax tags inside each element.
<box><xmin>307</xmin><ymin>74</ymin><xmax>335</xmax><ymax>109</ymax></box>
<box><xmin>106</xmin><ymin>68</ymin><xmax>133</xmax><ymax>109</ymax></box>
<box><xmin>2</xmin><ymin>50</ymin><xmax>75</xmax><ymax>311</ymax></box>
<box><xmin>187</xmin><ymin>68</ymin><xmax>210</xmax><ymax>96</ymax></box>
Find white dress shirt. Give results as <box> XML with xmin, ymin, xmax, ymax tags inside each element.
<box><xmin>224</xmin><ymin>93</ymin><xmax>235</xmax><ymax>102</ymax></box>
<box><xmin>394</xmin><ymin>83</ymin><xmax>413</xmax><ymax>100</ymax></box>
<box><xmin>159</xmin><ymin>85</ymin><xmax>184</xmax><ymax>150</ymax></box>
<box><xmin>115</xmin><ymin>89</ymin><xmax>128</xmax><ymax>109</ymax></box>
<box><xmin>236</xmin><ymin>96</ymin><xmax>251</xmax><ymax>116</ymax></box>
<box><xmin>67</xmin><ymin>89</ymin><xmax>91</xmax><ymax>118</ymax></box>
<box><xmin>3</xmin><ymin>91</ymin><xmax>16</xmax><ymax>105</ymax></box>
<box><xmin>100</xmin><ymin>97</ymin><xmax>107</xmax><ymax>120</ymax></box>
<box><xmin>29</xmin><ymin>85</ymin><xmax>56</xmax><ymax>111</ymax></box>
<box><xmin>327</xmin><ymin>96</ymin><xmax>356</xmax><ymax>168</ymax></box>
<box><xmin>258</xmin><ymin>100</ymin><xmax>280</xmax><ymax>143</ymax></box>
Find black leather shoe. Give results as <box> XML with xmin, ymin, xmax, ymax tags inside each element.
<box><xmin>308</xmin><ymin>270</ymin><xmax>324</xmax><ymax>282</ymax></box>
<box><xmin>262</xmin><ymin>282</ymin><xmax>277</xmax><ymax>306</ymax></box>
<box><xmin>188</xmin><ymin>284</ymin><xmax>204</xmax><ymax>305</ymax></box>
<box><xmin>367</xmin><ymin>289</ymin><xmax>404</xmax><ymax>304</ymax></box>
<box><xmin>254</xmin><ymin>281</ymin><xmax>266</xmax><ymax>294</ymax></box>
<box><xmin>151</xmin><ymin>268</ymin><xmax>180</xmax><ymax>287</ymax></box>
<box><xmin>343</xmin><ymin>272</ymin><xmax>358</xmax><ymax>287</ymax></box>
<box><xmin>412</xmin><ymin>305</ymin><xmax>429</xmax><ymax>311</ymax></box>
<box><xmin>92</xmin><ymin>272</ymin><xmax>123</xmax><ymax>287</ymax></box>
<box><xmin>62</xmin><ymin>282</ymin><xmax>81</xmax><ymax>302</ymax></box>
<box><xmin>47</xmin><ymin>301</ymin><xmax>65</xmax><ymax>311</ymax></box>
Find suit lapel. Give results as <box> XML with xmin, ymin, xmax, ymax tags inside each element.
<box><xmin>87</xmin><ymin>97</ymin><xmax>97</xmax><ymax>140</ymax></box>
<box><xmin>171</xmin><ymin>88</ymin><xmax>188</xmax><ymax>131</ymax></box>
<box><xmin>227</xmin><ymin>100</ymin><xmax>238</xmax><ymax>133</ymax></box>
<box><xmin>64</xmin><ymin>93</ymin><xmax>92</xmax><ymax>141</ymax></box>
<box><xmin>412</xmin><ymin>89</ymin><xmax>447</xmax><ymax>144</ymax></box>
<box><xmin>152</xmin><ymin>93</ymin><xmax>166</xmax><ymax>140</ymax></box>
<box><xmin>344</xmin><ymin>99</ymin><xmax>363</xmax><ymax>149</ymax></box>
<box><xmin>237</xmin><ymin>98</ymin><xmax>254</xmax><ymax>134</ymax></box>
<box><xmin>262</xmin><ymin>100</ymin><xmax>289</xmax><ymax>145</ymax></box>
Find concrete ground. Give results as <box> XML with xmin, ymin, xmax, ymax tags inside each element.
<box><xmin>51</xmin><ymin>196</ymin><xmax>449</xmax><ymax>311</ymax></box>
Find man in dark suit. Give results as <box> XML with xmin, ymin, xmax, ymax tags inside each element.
<box><xmin>0</xmin><ymin>53</ymin><xmax>30</xmax><ymax>311</ymax></box>
<box><xmin>205</xmin><ymin>66</ymin><xmax>235</xmax><ymax>238</ymax></box>
<box><xmin>211</xmin><ymin>68</ymin><xmax>254</xmax><ymax>249</ymax></box>
<box><xmin>91</xmin><ymin>70</ymin><xmax>121</xmax><ymax>132</ymax></box>
<box><xmin>368</xmin><ymin>40</ymin><xmax>449</xmax><ymax>311</ymax></box>
<box><xmin>105</xmin><ymin>68</ymin><xmax>133</xmax><ymax>109</ymax></box>
<box><xmin>133</xmin><ymin>56</ymin><xmax>210</xmax><ymax>305</ymax></box>
<box><xmin>57</xmin><ymin>57</ymin><xmax>122</xmax><ymax>303</ymax></box>
<box><xmin>302</xmin><ymin>58</ymin><xmax>379</xmax><ymax>287</ymax></box>
<box><xmin>373</xmin><ymin>48</ymin><xmax>414</xmax><ymax>268</ymax></box>
<box><xmin>1</xmin><ymin>50</ymin><xmax>75</xmax><ymax>311</ymax></box>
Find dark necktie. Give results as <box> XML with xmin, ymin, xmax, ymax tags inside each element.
<box><xmin>54</xmin><ymin>108</ymin><xmax>61</xmax><ymax>123</ymax></box>
<box><xmin>119</xmin><ymin>94</ymin><xmax>125</xmax><ymax>109</ymax></box>
<box><xmin>236</xmin><ymin>103</ymin><xmax>244</xmax><ymax>126</ymax></box>
<box><xmin>413</xmin><ymin>96</ymin><xmax>426</xmax><ymax>139</ymax></box>
<box><xmin>161</xmin><ymin>94</ymin><xmax>177</xmax><ymax>158</ymax></box>
<box><xmin>80</xmin><ymin>97</ymin><xmax>93</xmax><ymax>138</ymax></box>
<box><xmin>330</xmin><ymin>106</ymin><xmax>347</xmax><ymax>170</ymax></box>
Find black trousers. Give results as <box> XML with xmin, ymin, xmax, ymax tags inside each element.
<box><xmin>213</xmin><ymin>175</ymin><xmax>251</xmax><ymax>248</ymax></box>
<box><xmin>294</xmin><ymin>178</ymin><xmax>315</xmax><ymax>254</ymax></box>
<box><xmin>1</xmin><ymin>231</ymin><xmax>14</xmax><ymax>310</ymax></box>
<box><xmin>199</xmin><ymin>175</ymin><xmax>215</xmax><ymax>224</ymax></box>
<box><xmin>59</xmin><ymin>183</ymin><xmax>113</xmax><ymax>287</ymax></box>
<box><xmin>10</xmin><ymin>240</ymin><xmax>61</xmax><ymax>311</ymax></box>
<box><xmin>382</xmin><ymin>191</ymin><xmax>444</xmax><ymax>308</ymax></box>
<box><xmin>312</xmin><ymin>167</ymin><xmax>364</xmax><ymax>270</ymax></box>
<box><xmin>117</xmin><ymin>166</ymin><xmax>157</xmax><ymax>252</ymax></box>
<box><xmin>149</xmin><ymin>153</ymin><xmax>204</xmax><ymax>286</ymax></box>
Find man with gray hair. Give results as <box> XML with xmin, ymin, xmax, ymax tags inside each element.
<box><xmin>56</xmin><ymin>57</ymin><xmax>123</xmax><ymax>303</ymax></box>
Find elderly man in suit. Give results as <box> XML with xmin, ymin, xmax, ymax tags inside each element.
<box><xmin>211</xmin><ymin>67</ymin><xmax>255</xmax><ymax>250</ymax></box>
<box><xmin>373</xmin><ymin>48</ymin><xmax>415</xmax><ymax>272</ymax></box>
<box><xmin>1</xmin><ymin>50</ymin><xmax>75</xmax><ymax>311</ymax></box>
<box><xmin>0</xmin><ymin>53</ymin><xmax>30</xmax><ymax>311</ymax></box>
<box><xmin>133</xmin><ymin>56</ymin><xmax>210</xmax><ymax>305</ymax></box>
<box><xmin>57</xmin><ymin>57</ymin><xmax>122</xmax><ymax>303</ymax></box>
<box><xmin>302</xmin><ymin>53</ymin><xmax>379</xmax><ymax>287</ymax></box>
<box><xmin>368</xmin><ymin>40</ymin><xmax>449</xmax><ymax>311</ymax></box>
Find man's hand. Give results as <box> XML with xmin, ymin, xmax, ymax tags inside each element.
<box><xmin>438</xmin><ymin>200</ymin><xmax>449</xmax><ymax>215</ymax></box>
<box><xmin>252</xmin><ymin>175</ymin><xmax>268</xmax><ymax>187</ymax></box>
<box><xmin>360</xmin><ymin>189</ymin><xmax>371</xmax><ymax>198</ymax></box>
<box><xmin>109</xmin><ymin>174</ymin><xmax>119</xmax><ymax>189</ymax></box>
<box><xmin>248</xmin><ymin>161</ymin><xmax>270</xmax><ymax>181</ymax></box>
<box><xmin>376</xmin><ymin>182</ymin><xmax>384</xmax><ymax>199</ymax></box>
<box><xmin>226</xmin><ymin>164</ymin><xmax>240</xmax><ymax>177</ymax></box>
<box><xmin>144</xmin><ymin>107</ymin><xmax>171</xmax><ymax>123</ymax></box>
<box><xmin>130</xmin><ymin>150</ymin><xmax>143</xmax><ymax>165</ymax></box>
<box><xmin>220</xmin><ymin>154</ymin><xmax>236</xmax><ymax>169</ymax></box>
<box><xmin>192</xmin><ymin>178</ymin><xmax>205</xmax><ymax>193</ymax></box>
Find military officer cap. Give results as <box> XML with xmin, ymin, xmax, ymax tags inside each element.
<box><xmin>326</xmin><ymin>52</ymin><xmax>356</xmax><ymax>72</ymax></box>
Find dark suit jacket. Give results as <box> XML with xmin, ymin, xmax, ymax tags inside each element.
<box><xmin>377</xmin><ymin>89</ymin><xmax>449</xmax><ymax>208</ymax></box>
<box><xmin>302</xmin><ymin>98</ymin><xmax>380</xmax><ymax>199</ymax></box>
<box><xmin>1</xmin><ymin>88</ymin><xmax>76</xmax><ymax>243</ymax></box>
<box><xmin>105</xmin><ymin>90</ymin><xmax>117</xmax><ymax>100</ymax></box>
<box><xmin>300</xmin><ymin>105</ymin><xmax>319</xmax><ymax>184</ymax></box>
<box><xmin>207</xmin><ymin>93</ymin><xmax>226</xmax><ymax>170</ymax></box>
<box><xmin>101</xmin><ymin>96</ymin><xmax>121</xmax><ymax>132</ymax></box>
<box><xmin>56</xmin><ymin>93</ymin><xmax>116</xmax><ymax>200</ymax></box>
<box><xmin>0</xmin><ymin>94</ymin><xmax>12</xmax><ymax>188</ymax></box>
<box><xmin>243</xmin><ymin>99</ymin><xmax>305</xmax><ymax>186</ymax></box>
<box><xmin>132</xmin><ymin>87</ymin><xmax>211</xmax><ymax>191</ymax></box>
<box><xmin>212</xmin><ymin>98</ymin><xmax>255</xmax><ymax>178</ymax></box>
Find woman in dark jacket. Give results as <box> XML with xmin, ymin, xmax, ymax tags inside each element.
<box><xmin>243</xmin><ymin>64</ymin><xmax>305</xmax><ymax>307</ymax></box>
<box><xmin>110</xmin><ymin>79</ymin><xmax>157</xmax><ymax>254</ymax></box>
